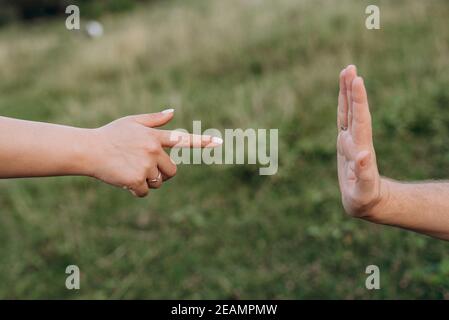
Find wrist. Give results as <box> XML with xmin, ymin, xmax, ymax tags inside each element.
<box><xmin>364</xmin><ymin>177</ymin><xmax>395</xmax><ymax>224</ymax></box>
<box><xmin>72</xmin><ymin>128</ymin><xmax>100</xmax><ymax>178</ymax></box>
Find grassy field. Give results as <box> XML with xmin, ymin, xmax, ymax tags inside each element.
<box><xmin>0</xmin><ymin>0</ymin><xmax>449</xmax><ymax>299</ymax></box>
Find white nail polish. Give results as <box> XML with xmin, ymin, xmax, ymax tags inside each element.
<box><xmin>212</xmin><ymin>137</ymin><xmax>223</xmax><ymax>145</ymax></box>
<box><xmin>162</xmin><ymin>108</ymin><xmax>174</xmax><ymax>114</ymax></box>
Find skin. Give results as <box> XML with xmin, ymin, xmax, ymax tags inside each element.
<box><xmin>0</xmin><ymin>109</ymin><xmax>222</xmax><ymax>198</ymax></box>
<box><xmin>337</xmin><ymin>65</ymin><xmax>449</xmax><ymax>241</ymax></box>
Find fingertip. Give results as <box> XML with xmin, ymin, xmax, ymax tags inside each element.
<box><xmin>211</xmin><ymin>136</ymin><xmax>223</xmax><ymax>145</ymax></box>
<box><xmin>345</xmin><ymin>65</ymin><xmax>357</xmax><ymax>82</ymax></box>
<box><xmin>200</xmin><ymin>136</ymin><xmax>223</xmax><ymax>148</ymax></box>
<box><xmin>161</xmin><ymin>108</ymin><xmax>175</xmax><ymax>115</ymax></box>
<box><xmin>345</xmin><ymin>65</ymin><xmax>357</xmax><ymax>90</ymax></box>
<box><xmin>354</xmin><ymin>75</ymin><xmax>364</xmax><ymax>85</ymax></box>
<box><xmin>160</xmin><ymin>109</ymin><xmax>175</xmax><ymax>122</ymax></box>
<box><xmin>134</xmin><ymin>109</ymin><xmax>174</xmax><ymax>127</ymax></box>
<box><xmin>196</xmin><ymin>135</ymin><xmax>223</xmax><ymax>148</ymax></box>
<box><xmin>346</xmin><ymin>64</ymin><xmax>357</xmax><ymax>73</ymax></box>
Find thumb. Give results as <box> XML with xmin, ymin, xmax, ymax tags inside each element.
<box><xmin>133</xmin><ymin>108</ymin><xmax>175</xmax><ymax>128</ymax></box>
<box><xmin>354</xmin><ymin>151</ymin><xmax>379</xmax><ymax>200</ymax></box>
<box><xmin>354</xmin><ymin>150</ymin><xmax>375</xmax><ymax>191</ymax></box>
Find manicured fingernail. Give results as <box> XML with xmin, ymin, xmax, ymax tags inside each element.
<box><xmin>162</xmin><ymin>108</ymin><xmax>174</xmax><ymax>114</ymax></box>
<box><xmin>212</xmin><ymin>137</ymin><xmax>223</xmax><ymax>145</ymax></box>
<box><xmin>129</xmin><ymin>190</ymin><xmax>137</xmax><ymax>196</ymax></box>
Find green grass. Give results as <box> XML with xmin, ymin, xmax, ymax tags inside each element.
<box><xmin>0</xmin><ymin>0</ymin><xmax>449</xmax><ymax>299</ymax></box>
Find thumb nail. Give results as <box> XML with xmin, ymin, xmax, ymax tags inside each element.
<box><xmin>161</xmin><ymin>108</ymin><xmax>174</xmax><ymax>114</ymax></box>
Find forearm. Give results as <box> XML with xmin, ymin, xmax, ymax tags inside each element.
<box><xmin>368</xmin><ymin>178</ymin><xmax>449</xmax><ymax>240</ymax></box>
<box><xmin>0</xmin><ymin>116</ymin><xmax>94</xmax><ymax>178</ymax></box>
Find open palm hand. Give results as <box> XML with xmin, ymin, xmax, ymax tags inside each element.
<box><xmin>337</xmin><ymin>65</ymin><xmax>383</xmax><ymax>218</ymax></box>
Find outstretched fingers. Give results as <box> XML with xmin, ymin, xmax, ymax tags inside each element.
<box><xmin>345</xmin><ymin>65</ymin><xmax>357</xmax><ymax>133</ymax></box>
<box><xmin>338</xmin><ymin>69</ymin><xmax>348</xmax><ymax>132</ymax></box>
<box><xmin>154</xmin><ymin>130</ymin><xmax>223</xmax><ymax>148</ymax></box>
<box><xmin>351</xmin><ymin>76</ymin><xmax>373</xmax><ymax>147</ymax></box>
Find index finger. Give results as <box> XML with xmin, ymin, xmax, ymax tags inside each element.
<box><xmin>153</xmin><ymin>129</ymin><xmax>223</xmax><ymax>148</ymax></box>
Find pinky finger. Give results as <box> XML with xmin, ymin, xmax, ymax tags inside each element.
<box><xmin>130</xmin><ymin>181</ymin><xmax>149</xmax><ymax>198</ymax></box>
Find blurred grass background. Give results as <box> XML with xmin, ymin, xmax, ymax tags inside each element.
<box><xmin>0</xmin><ymin>0</ymin><xmax>449</xmax><ymax>299</ymax></box>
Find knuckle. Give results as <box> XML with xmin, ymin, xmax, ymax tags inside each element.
<box><xmin>150</xmin><ymin>182</ymin><xmax>162</xmax><ymax>189</ymax></box>
<box><xmin>129</xmin><ymin>176</ymin><xmax>145</xmax><ymax>189</ymax></box>
<box><xmin>124</xmin><ymin>177</ymin><xmax>136</xmax><ymax>187</ymax></box>
<box><xmin>164</xmin><ymin>167</ymin><xmax>177</xmax><ymax>180</ymax></box>
<box><xmin>136</xmin><ymin>190</ymin><xmax>148</xmax><ymax>198</ymax></box>
<box><xmin>140</xmin><ymin>190</ymin><xmax>149</xmax><ymax>197</ymax></box>
<box><xmin>142</xmin><ymin>162</ymin><xmax>153</xmax><ymax>172</ymax></box>
<box><xmin>146</xmin><ymin>140</ymin><xmax>161</xmax><ymax>154</ymax></box>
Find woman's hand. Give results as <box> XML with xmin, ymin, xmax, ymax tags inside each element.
<box><xmin>337</xmin><ymin>65</ymin><xmax>388</xmax><ymax>219</ymax></box>
<box><xmin>89</xmin><ymin>109</ymin><xmax>221</xmax><ymax>197</ymax></box>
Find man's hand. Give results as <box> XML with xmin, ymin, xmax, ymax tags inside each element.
<box><xmin>337</xmin><ymin>65</ymin><xmax>387</xmax><ymax>219</ymax></box>
<box><xmin>335</xmin><ymin>65</ymin><xmax>449</xmax><ymax>240</ymax></box>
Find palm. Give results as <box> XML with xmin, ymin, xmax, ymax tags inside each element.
<box><xmin>337</xmin><ymin>66</ymin><xmax>381</xmax><ymax>217</ymax></box>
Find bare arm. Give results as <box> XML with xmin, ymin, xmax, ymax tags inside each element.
<box><xmin>0</xmin><ymin>110</ymin><xmax>221</xmax><ymax>197</ymax></box>
<box><xmin>0</xmin><ymin>116</ymin><xmax>94</xmax><ymax>178</ymax></box>
<box><xmin>373</xmin><ymin>179</ymin><xmax>449</xmax><ymax>241</ymax></box>
<box><xmin>337</xmin><ymin>65</ymin><xmax>449</xmax><ymax>241</ymax></box>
